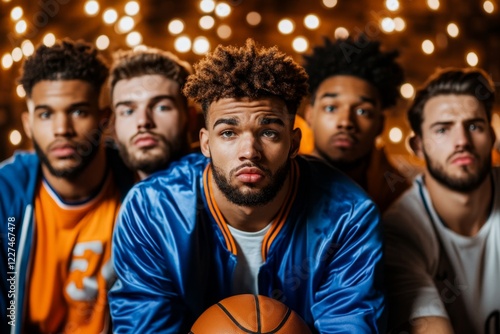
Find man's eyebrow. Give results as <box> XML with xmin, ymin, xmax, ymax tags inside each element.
<box><xmin>213</xmin><ymin>117</ymin><xmax>238</xmax><ymax>129</ymax></box>
<box><xmin>114</xmin><ymin>95</ymin><xmax>176</xmax><ymax>109</ymax></box>
<box><xmin>320</xmin><ymin>93</ymin><xmax>377</xmax><ymax>106</ymax></box>
<box><xmin>35</xmin><ymin>102</ymin><xmax>91</xmax><ymax>111</ymax></box>
<box><xmin>260</xmin><ymin>117</ymin><xmax>285</xmax><ymax>126</ymax></box>
<box><xmin>319</xmin><ymin>93</ymin><xmax>338</xmax><ymax>99</ymax></box>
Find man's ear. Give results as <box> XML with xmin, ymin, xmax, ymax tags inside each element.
<box><xmin>304</xmin><ymin>104</ymin><xmax>313</xmax><ymax>126</ymax></box>
<box><xmin>21</xmin><ymin>111</ymin><xmax>32</xmax><ymax>140</ymax></box>
<box><xmin>490</xmin><ymin>126</ymin><xmax>497</xmax><ymax>150</ymax></box>
<box><xmin>376</xmin><ymin>114</ymin><xmax>385</xmax><ymax>137</ymax></box>
<box><xmin>409</xmin><ymin>134</ymin><xmax>424</xmax><ymax>158</ymax></box>
<box><xmin>199</xmin><ymin>128</ymin><xmax>210</xmax><ymax>158</ymax></box>
<box><xmin>290</xmin><ymin>127</ymin><xmax>302</xmax><ymax>158</ymax></box>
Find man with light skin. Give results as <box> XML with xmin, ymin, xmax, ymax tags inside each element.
<box><xmin>109</xmin><ymin>48</ymin><xmax>194</xmax><ymax>180</ymax></box>
<box><xmin>302</xmin><ymin>35</ymin><xmax>409</xmax><ymax>212</ymax></box>
<box><xmin>384</xmin><ymin>68</ymin><xmax>500</xmax><ymax>334</ymax></box>
<box><xmin>0</xmin><ymin>39</ymin><xmax>133</xmax><ymax>334</ymax></box>
<box><xmin>109</xmin><ymin>39</ymin><xmax>385</xmax><ymax>333</ymax></box>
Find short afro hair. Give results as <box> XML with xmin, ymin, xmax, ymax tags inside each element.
<box><xmin>109</xmin><ymin>47</ymin><xmax>192</xmax><ymax>104</ymax></box>
<box><xmin>19</xmin><ymin>38</ymin><xmax>108</xmax><ymax>98</ymax></box>
<box><xmin>303</xmin><ymin>35</ymin><xmax>404</xmax><ymax>109</ymax></box>
<box><xmin>408</xmin><ymin>67</ymin><xmax>495</xmax><ymax>136</ymax></box>
<box><xmin>183</xmin><ymin>39</ymin><xmax>309</xmax><ymax>119</ymax></box>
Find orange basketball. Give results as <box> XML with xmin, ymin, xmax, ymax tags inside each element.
<box><xmin>190</xmin><ymin>294</ymin><xmax>312</xmax><ymax>334</ymax></box>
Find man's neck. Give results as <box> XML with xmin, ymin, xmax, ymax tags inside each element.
<box><xmin>41</xmin><ymin>148</ymin><xmax>108</xmax><ymax>202</ymax></box>
<box><xmin>212</xmin><ymin>177</ymin><xmax>291</xmax><ymax>233</ymax></box>
<box><xmin>424</xmin><ymin>171</ymin><xmax>493</xmax><ymax>236</ymax></box>
<box><xmin>312</xmin><ymin>150</ymin><xmax>370</xmax><ymax>189</ymax></box>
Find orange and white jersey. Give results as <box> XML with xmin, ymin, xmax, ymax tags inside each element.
<box><xmin>27</xmin><ymin>175</ymin><xmax>121</xmax><ymax>334</ymax></box>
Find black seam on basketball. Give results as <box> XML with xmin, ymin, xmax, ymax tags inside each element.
<box><xmin>254</xmin><ymin>295</ymin><xmax>262</xmax><ymax>333</ymax></box>
<box><xmin>263</xmin><ymin>307</ymin><xmax>292</xmax><ymax>334</ymax></box>
<box><xmin>217</xmin><ymin>302</ymin><xmax>257</xmax><ymax>334</ymax></box>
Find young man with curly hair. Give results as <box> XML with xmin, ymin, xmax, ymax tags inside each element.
<box><xmin>0</xmin><ymin>39</ymin><xmax>134</xmax><ymax>334</ymax></box>
<box><xmin>109</xmin><ymin>39</ymin><xmax>385</xmax><ymax>333</ymax></box>
<box><xmin>384</xmin><ymin>68</ymin><xmax>499</xmax><ymax>334</ymax></box>
<box><xmin>109</xmin><ymin>48</ymin><xmax>196</xmax><ymax>180</ymax></box>
<box><xmin>302</xmin><ymin>35</ymin><xmax>409</xmax><ymax>212</ymax></box>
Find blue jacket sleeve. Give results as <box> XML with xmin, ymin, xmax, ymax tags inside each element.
<box><xmin>109</xmin><ymin>186</ymin><xmax>187</xmax><ymax>333</ymax></box>
<box><xmin>312</xmin><ymin>199</ymin><xmax>386</xmax><ymax>333</ymax></box>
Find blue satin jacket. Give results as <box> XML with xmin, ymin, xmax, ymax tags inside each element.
<box><xmin>110</xmin><ymin>153</ymin><xmax>386</xmax><ymax>333</ymax></box>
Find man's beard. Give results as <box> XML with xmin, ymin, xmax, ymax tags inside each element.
<box><xmin>424</xmin><ymin>150</ymin><xmax>491</xmax><ymax>193</ymax></box>
<box><xmin>211</xmin><ymin>159</ymin><xmax>290</xmax><ymax>207</ymax></box>
<box><xmin>34</xmin><ymin>135</ymin><xmax>101</xmax><ymax>181</ymax></box>
<box><xmin>117</xmin><ymin>133</ymin><xmax>186</xmax><ymax>175</ymax></box>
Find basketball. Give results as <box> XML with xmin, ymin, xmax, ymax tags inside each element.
<box><xmin>190</xmin><ymin>294</ymin><xmax>312</xmax><ymax>334</ymax></box>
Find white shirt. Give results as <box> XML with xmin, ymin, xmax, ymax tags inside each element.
<box><xmin>228</xmin><ymin>223</ymin><xmax>272</xmax><ymax>294</ymax></box>
<box><xmin>384</xmin><ymin>170</ymin><xmax>500</xmax><ymax>334</ymax></box>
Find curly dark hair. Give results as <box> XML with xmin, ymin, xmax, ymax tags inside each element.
<box><xmin>19</xmin><ymin>38</ymin><xmax>108</xmax><ymax>97</ymax></box>
<box><xmin>408</xmin><ymin>67</ymin><xmax>495</xmax><ymax>136</ymax></box>
<box><xmin>303</xmin><ymin>35</ymin><xmax>404</xmax><ymax>109</ymax></box>
<box><xmin>183</xmin><ymin>39</ymin><xmax>309</xmax><ymax>119</ymax></box>
<box><xmin>109</xmin><ymin>48</ymin><xmax>192</xmax><ymax>106</ymax></box>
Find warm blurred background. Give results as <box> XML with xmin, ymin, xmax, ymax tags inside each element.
<box><xmin>0</xmin><ymin>0</ymin><xmax>499</xmax><ymax>168</ymax></box>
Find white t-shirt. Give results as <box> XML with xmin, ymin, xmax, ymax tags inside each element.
<box><xmin>228</xmin><ymin>223</ymin><xmax>272</xmax><ymax>295</ymax></box>
<box><xmin>384</xmin><ymin>170</ymin><xmax>500</xmax><ymax>334</ymax></box>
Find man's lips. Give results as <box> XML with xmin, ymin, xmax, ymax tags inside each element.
<box><xmin>331</xmin><ymin>133</ymin><xmax>356</xmax><ymax>148</ymax></box>
<box><xmin>450</xmin><ymin>153</ymin><xmax>475</xmax><ymax>166</ymax></box>
<box><xmin>49</xmin><ymin>143</ymin><xmax>76</xmax><ymax>158</ymax></box>
<box><xmin>235</xmin><ymin>167</ymin><xmax>265</xmax><ymax>183</ymax></box>
<box><xmin>133</xmin><ymin>134</ymin><xmax>159</xmax><ymax>148</ymax></box>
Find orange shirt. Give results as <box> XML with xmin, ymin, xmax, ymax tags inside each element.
<box><xmin>27</xmin><ymin>175</ymin><xmax>121</xmax><ymax>334</ymax></box>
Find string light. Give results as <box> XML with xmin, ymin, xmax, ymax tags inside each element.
<box><xmin>400</xmin><ymin>83</ymin><xmax>415</xmax><ymax>99</ymax></box>
<box><xmin>168</xmin><ymin>19</ymin><xmax>185</xmax><ymax>35</ymax></box>
<box><xmin>124</xmin><ymin>1</ymin><xmax>140</xmax><ymax>16</ymax></box>
<box><xmin>393</xmin><ymin>17</ymin><xmax>406</xmax><ymax>31</ymax></box>
<box><xmin>84</xmin><ymin>1</ymin><xmax>100</xmax><ymax>16</ymax></box>
<box><xmin>385</xmin><ymin>0</ymin><xmax>400</xmax><ymax>11</ymax></box>
<box><xmin>334</xmin><ymin>27</ymin><xmax>349</xmax><ymax>39</ymax></box>
<box><xmin>126</xmin><ymin>31</ymin><xmax>142</xmax><ymax>47</ymax></box>
<box><xmin>381</xmin><ymin>18</ymin><xmax>396</xmax><ymax>33</ymax></box>
<box><xmin>43</xmin><ymin>33</ymin><xmax>56</xmax><ymax>46</ymax></box>
<box><xmin>193</xmin><ymin>36</ymin><xmax>210</xmax><ymax>55</ymax></box>
<box><xmin>246</xmin><ymin>12</ymin><xmax>261</xmax><ymax>26</ymax></box>
<box><xmin>10</xmin><ymin>6</ymin><xmax>23</xmax><ymax>21</ymax></box>
<box><xmin>174</xmin><ymin>35</ymin><xmax>191</xmax><ymax>53</ymax></box>
<box><xmin>483</xmin><ymin>1</ymin><xmax>495</xmax><ymax>13</ymax></box>
<box><xmin>116</xmin><ymin>16</ymin><xmax>135</xmax><ymax>34</ymax></box>
<box><xmin>15</xmin><ymin>20</ymin><xmax>27</xmax><ymax>34</ymax></box>
<box><xmin>427</xmin><ymin>0</ymin><xmax>440</xmax><ymax>10</ymax></box>
<box><xmin>11</xmin><ymin>48</ymin><xmax>23</xmax><ymax>62</ymax></box>
<box><xmin>278</xmin><ymin>19</ymin><xmax>295</xmax><ymax>34</ymax></box>
<box><xmin>304</xmin><ymin>14</ymin><xmax>320</xmax><ymax>30</ymax></box>
<box><xmin>217</xmin><ymin>25</ymin><xmax>232</xmax><ymax>39</ymax></box>
<box><xmin>215</xmin><ymin>3</ymin><xmax>231</xmax><ymax>18</ymax></box>
<box><xmin>292</xmin><ymin>36</ymin><xmax>309</xmax><ymax>53</ymax></box>
<box><xmin>16</xmin><ymin>84</ymin><xmax>26</xmax><ymax>98</ymax></box>
<box><xmin>422</xmin><ymin>39</ymin><xmax>435</xmax><ymax>54</ymax></box>
<box><xmin>1</xmin><ymin>54</ymin><xmax>13</xmax><ymax>69</ymax></box>
<box><xmin>103</xmin><ymin>9</ymin><xmax>118</xmax><ymax>24</ymax></box>
<box><xmin>9</xmin><ymin>130</ymin><xmax>22</xmax><ymax>146</ymax></box>
<box><xmin>199</xmin><ymin>0</ymin><xmax>215</xmax><ymax>13</ymax></box>
<box><xmin>447</xmin><ymin>23</ymin><xmax>459</xmax><ymax>37</ymax></box>
<box><xmin>322</xmin><ymin>0</ymin><xmax>337</xmax><ymax>8</ymax></box>
<box><xmin>199</xmin><ymin>16</ymin><xmax>215</xmax><ymax>30</ymax></box>
<box><xmin>21</xmin><ymin>40</ymin><xmax>34</xmax><ymax>56</ymax></box>
<box><xmin>96</xmin><ymin>35</ymin><xmax>110</xmax><ymax>50</ymax></box>
<box><xmin>389</xmin><ymin>127</ymin><xmax>403</xmax><ymax>143</ymax></box>
<box><xmin>466</xmin><ymin>52</ymin><xmax>479</xmax><ymax>66</ymax></box>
